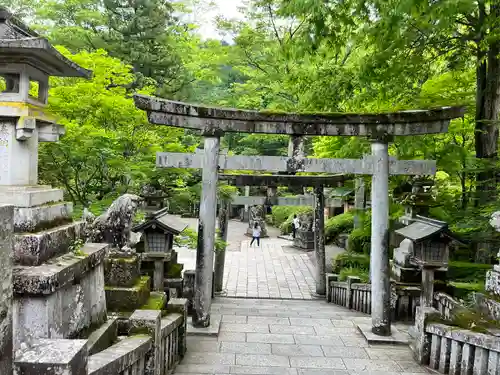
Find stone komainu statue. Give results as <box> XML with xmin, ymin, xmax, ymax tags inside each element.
<box><xmin>87</xmin><ymin>194</ymin><xmax>143</xmax><ymax>250</ymax></box>
<box><xmin>248</xmin><ymin>205</ymin><xmax>267</xmax><ymax>237</ymax></box>
<box><xmin>298</xmin><ymin>211</ymin><xmax>313</xmax><ymax>232</ymax></box>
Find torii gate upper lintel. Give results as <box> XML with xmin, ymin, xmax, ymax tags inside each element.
<box><xmin>134</xmin><ymin>94</ymin><xmax>465</xmax><ymax>337</ymax></box>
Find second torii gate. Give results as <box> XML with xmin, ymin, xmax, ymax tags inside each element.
<box><xmin>134</xmin><ymin>94</ymin><xmax>464</xmax><ymax>337</ymax></box>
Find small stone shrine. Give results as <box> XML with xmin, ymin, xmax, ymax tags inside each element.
<box><xmin>394</xmin><ymin>216</ymin><xmax>451</xmax><ymax>308</ymax></box>
<box><xmin>132</xmin><ymin>208</ymin><xmax>187</xmax><ymax>298</ymax></box>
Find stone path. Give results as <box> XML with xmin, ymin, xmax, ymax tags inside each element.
<box><xmin>175</xmin><ymin>298</ymin><xmax>430</xmax><ymax>375</ymax></box>
<box><xmin>223</xmin><ymin>238</ymin><xmax>316</xmax><ymax>299</ymax></box>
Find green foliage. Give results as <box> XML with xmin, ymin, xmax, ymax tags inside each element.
<box><xmin>447</xmin><ymin>262</ymin><xmax>493</xmax><ymax>283</ymax></box>
<box><xmin>332</xmin><ymin>252</ymin><xmax>370</xmax><ymax>274</ymax></box>
<box><xmin>347</xmin><ymin>227</ymin><xmax>371</xmax><ymax>254</ymax></box>
<box><xmin>69</xmin><ymin>239</ymin><xmax>85</xmax><ymax>256</ymax></box>
<box><xmin>447</xmin><ymin>282</ymin><xmax>486</xmax><ymax>301</ymax></box>
<box><xmin>325</xmin><ymin>212</ymin><xmax>355</xmax><ymax>243</ymax></box>
<box><xmin>338</xmin><ymin>267</ymin><xmax>369</xmax><ymax>283</ymax></box>
<box><xmin>271</xmin><ymin>206</ymin><xmax>312</xmax><ymax>234</ymax></box>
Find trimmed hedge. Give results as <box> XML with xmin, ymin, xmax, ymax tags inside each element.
<box><xmin>271</xmin><ymin>206</ymin><xmax>312</xmax><ymax>234</ymax></box>
<box><xmin>325</xmin><ymin>212</ymin><xmax>355</xmax><ymax>243</ymax></box>
<box><xmin>332</xmin><ymin>252</ymin><xmax>370</xmax><ymax>274</ymax></box>
<box><xmin>447</xmin><ymin>282</ymin><xmax>485</xmax><ymax>300</ymax></box>
<box><xmin>447</xmin><ymin>261</ymin><xmax>492</xmax><ymax>282</ymax></box>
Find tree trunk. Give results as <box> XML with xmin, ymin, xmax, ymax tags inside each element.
<box><xmin>475</xmin><ymin>4</ymin><xmax>500</xmax><ymax>204</ymax></box>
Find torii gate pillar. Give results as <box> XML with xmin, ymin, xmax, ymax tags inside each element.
<box><xmin>193</xmin><ymin>134</ymin><xmax>221</xmax><ymax>328</ymax></box>
<box><xmin>370</xmin><ymin>136</ymin><xmax>391</xmax><ymax>335</ymax></box>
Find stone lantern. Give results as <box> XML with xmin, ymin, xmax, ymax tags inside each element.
<box><xmin>394</xmin><ymin>216</ymin><xmax>451</xmax><ymax>308</ymax></box>
<box><xmin>0</xmin><ymin>7</ymin><xmax>91</xmax><ymax>192</ymax></box>
<box><xmin>132</xmin><ymin>208</ymin><xmax>187</xmax><ymax>292</ymax></box>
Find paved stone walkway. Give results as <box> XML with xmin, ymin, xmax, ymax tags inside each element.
<box><xmin>223</xmin><ymin>238</ymin><xmax>316</xmax><ymax>299</ymax></box>
<box><xmin>175</xmin><ymin>298</ymin><xmax>430</xmax><ymax>375</ymax></box>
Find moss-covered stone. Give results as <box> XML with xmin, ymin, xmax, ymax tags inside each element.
<box><xmin>105</xmin><ymin>276</ymin><xmax>151</xmax><ymax>312</ymax></box>
<box><xmin>167</xmin><ymin>263</ymin><xmax>183</xmax><ymax>278</ymax></box>
<box><xmin>104</xmin><ymin>256</ymin><xmax>140</xmax><ymax>287</ymax></box>
<box><xmin>140</xmin><ymin>292</ymin><xmax>167</xmax><ymax>311</ymax></box>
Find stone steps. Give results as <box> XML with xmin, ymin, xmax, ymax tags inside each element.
<box><xmin>14</xmin><ymin>201</ymin><xmax>73</xmax><ymax>232</ymax></box>
<box><xmin>13</xmin><ymin>220</ymin><xmax>85</xmax><ymax>266</ymax></box>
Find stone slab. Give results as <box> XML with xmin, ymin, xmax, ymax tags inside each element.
<box><xmin>0</xmin><ymin>186</ymin><xmax>64</xmax><ymax>208</ymax></box>
<box><xmin>14</xmin><ymin>220</ymin><xmax>85</xmax><ymax>266</ymax></box>
<box><xmin>13</xmin><ymin>243</ymin><xmax>110</xmax><ymax>295</ymax></box>
<box><xmin>157</xmin><ymin>153</ymin><xmax>437</xmax><ymax>176</ymax></box>
<box><xmin>356</xmin><ymin>324</ymin><xmax>410</xmax><ymax>346</ymax></box>
<box><xmin>14</xmin><ymin>339</ymin><xmax>88</xmax><ymax>375</ymax></box>
<box><xmin>187</xmin><ymin>314</ymin><xmax>222</xmax><ymax>337</ymax></box>
<box><xmin>87</xmin><ymin>336</ymin><xmax>152</xmax><ymax>375</ymax></box>
<box><xmin>87</xmin><ymin>317</ymin><xmax>118</xmax><ymax>356</ymax></box>
<box><xmin>14</xmin><ymin>201</ymin><xmax>73</xmax><ymax>233</ymax></box>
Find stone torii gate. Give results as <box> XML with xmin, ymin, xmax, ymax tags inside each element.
<box><xmin>134</xmin><ymin>94</ymin><xmax>464</xmax><ymax>336</ymax></box>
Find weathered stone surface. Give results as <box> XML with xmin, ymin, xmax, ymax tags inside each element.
<box><xmin>13</xmin><ymin>243</ymin><xmax>109</xmax><ymax>295</ymax></box>
<box><xmin>486</xmin><ymin>268</ymin><xmax>500</xmax><ymax>296</ymax></box>
<box><xmin>87</xmin><ymin>317</ymin><xmax>118</xmax><ymax>356</ymax></box>
<box><xmin>87</xmin><ymin>336</ymin><xmax>151</xmax><ymax>375</ymax></box>
<box><xmin>166</xmin><ymin>298</ymin><xmax>188</xmax><ymax>356</ymax></box>
<box><xmin>13</xmin><ymin>260</ymin><xmax>107</xmax><ymax>348</ymax></box>
<box><xmin>220</xmin><ymin>174</ymin><xmax>346</xmax><ymax>187</ymax></box>
<box><xmin>0</xmin><ymin>186</ymin><xmax>64</xmax><ymax>208</ymax></box>
<box><xmin>105</xmin><ymin>276</ymin><xmax>151</xmax><ymax>312</ymax></box>
<box><xmin>13</xmin><ymin>220</ymin><xmax>85</xmax><ymax>266</ymax></box>
<box><xmin>134</xmin><ymin>93</ymin><xmax>465</xmax><ymax>136</ymax></box>
<box><xmin>14</xmin><ymin>201</ymin><xmax>73</xmax><ymax>233</ymax></box>
<box><xmin>87</xmin><ymin>194</ymin><xmax>143</xmax><ymax>250</ymax></box>
<box><xmin>165</xmin><ymin>278</ymin><xmax>183</xmax><ymax>300</ymax></box>
<box><xmin>104</xmin><ymin>254</ymin><xmax>140</xmax><ymax>287</ymax></box>
<box><xmin>0</xmin><ymin>205</ymin><xmax>13</xmax><ymax>375</ymax></box>
<box><xmin>247</xmin><ymin>205</ymin><xmax>267</xmax><ymax>237</ymax></box>
<box><xmin>14</xmin><ymin>339</ymin><xmax>88</xmax><ymax>375</ymax></box>
<box><xmin>294</xmin><ymin>212</ymin><xmax>314</xmax><ymax>251</ymax></box>
<box><xmin>129</xmin><ymin>309</ymin><xmax>161</xmax><ymax>375</ymax></box>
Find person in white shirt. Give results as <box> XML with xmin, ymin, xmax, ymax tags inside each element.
<box><xmin>250</xmin><ymin>222</ymin><xmax>261</xmax><ymax>247</ymax></box>
<box><xmin>292</xmin><ymin>215</ymin><xmax>300</xmax><ymax>239</ymax></box>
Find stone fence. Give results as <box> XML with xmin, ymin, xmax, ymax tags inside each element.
<box><xmin>425</xmin><ymin>323</ymin><xmax>500</xmax><ymax>374</ymax></box>
<box><xmin>433</xmin><ymin>292</ymin><xmax>463</xmax><ymax>320</ymax></box>
<box><xmin>326</xmin><ymin>274</ymin><xmax>420</xmax><ymax>321</ymax></box>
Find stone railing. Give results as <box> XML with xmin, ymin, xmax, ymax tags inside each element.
<box><xmin>423</xmin><ymin>322</ymin><xmax>500</xmax><ymax>374</ymax></box>
<box><xmin>326</xmin><ymin>274</ymin><xmax>420</xmax><ymax>321</ymax></box>
<box><xmin>159</xmin><ymin>312</ymin><xmax>184</xmax><ymax>373</ymax></box>
<box><xmin>88</xmin><ymin>336</ymin><xmax>152</xmax><ymax>375</ymax></box>
<box><xmin>433</xmin><ymin>292</ymin><xmax>462</xmax><ymax>320</ymax></box>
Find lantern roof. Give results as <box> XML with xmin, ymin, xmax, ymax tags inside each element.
<box><xmin>132</xmin><ymin>208</ymin><xmax>188</xmax><ymax>235</ymax></box>
<box><xmin>395</xmin><ymin>216</ymin><xmax>448</xmax><ymax>243</ymax></box>
<box><xmin>0</xmin><ymin>7</ymin><xmax>92</xmax><ymax>78</ymax></box>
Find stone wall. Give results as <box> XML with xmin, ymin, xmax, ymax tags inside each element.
<box><xmin>0</xmin><ymin>205</ymin><xmax>13</xmax><ymax>375</ymax></box>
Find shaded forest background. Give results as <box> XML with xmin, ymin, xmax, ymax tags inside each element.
<box><xmin>3</xmin><ymin>0</ymin><xmax>500</xmax><ymax>262</ymax></box>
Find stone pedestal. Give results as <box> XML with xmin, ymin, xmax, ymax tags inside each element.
<box><xmin>293</xmin><ymin>230</ymin><xmax>315</xmax><ymax>251</ymax></box>
<box><xmin>13</xmin><ymin>339</ymin><xmax>88</xmax><ymax>375</ymax></box>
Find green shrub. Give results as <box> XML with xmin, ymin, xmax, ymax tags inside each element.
<box><xmin>325</xmin><ymin>212</ymin><xmax>355</xmax><ymax>243</ymax></box>
<box><xmin>447</xmin><ymin>282</ymin><xmax>485</xmax><ymax>300</ymax></box>
<box><xmin>332</xmin><ymin>252</ymin><xmax>370</xmax><ymax>274</ymax></box>
<box><xmin>447</xmin><ymin>261</ymin><xmax>492</xmax><ymax>282</ymax></box>
<box><xmin>275</xmin><ymin>206</ymin><xmax>312</xmax><ymax>234</ymax></box>
<box><xmin>347</xmin><ymin>227</ymin><xmax>371</xmax><ymax>254</ymax></box>
<box><xmin>339</xmin><ymin>267</ymin><xmax>369</xmax><ymax>283</ymax></box>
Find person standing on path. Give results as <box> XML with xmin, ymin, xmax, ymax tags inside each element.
<box><xmin>292</xmin><ymin>214</ymin><xmax>300</xmax><ymax>239</ymax></box>
<box><xmin>250</xmin><ymin>222</ymin><xmax>261</xmax><ymax>247</ymax></box>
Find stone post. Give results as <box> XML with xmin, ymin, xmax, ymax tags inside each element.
<box><xmin>314</xmin><ymin>186</ymin><xmax>326</xmax><ymax>295</ymax></box>
<box><xmin>0</xmin><ymin>205</ymin><xmax>13</xmax><ymax>375</ymax></box>
<box><xmin>354</xmin><ymin>178</ymin><xmax>365</xmax><ymax>229</ymax></box>
<box><xmin>420</xmin><ymin>268</ymin><xmax>435</xmax><ymax>308</ymax></box>
<box><xmin>214</xmin><ymin>199</ymin><xmax>230</xmax><ymax>293</ymax></box>
<box><xmin>153</xmin><ymin>260</ymin><xmax>164</xmax><ymax>292</ymax></box>
<box><xmin>370</xmin><ymin>137</ymin><xmax>391</xmax><ymax>336</ymax></box>
<box><xmin>193</xmin><ymin>135</ymin><xmax>220</xmax><ymax>328</ymax></box>
<box><xmin>243</xmin><ymin>186</ymin><xmax>250</xmax><ymax>222</ymax></box>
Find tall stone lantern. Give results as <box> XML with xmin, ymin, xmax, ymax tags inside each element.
<box><xmin>0</xmin><ymin>7</ymin><xmax>91</xmax><ymax>195</ymax></box>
